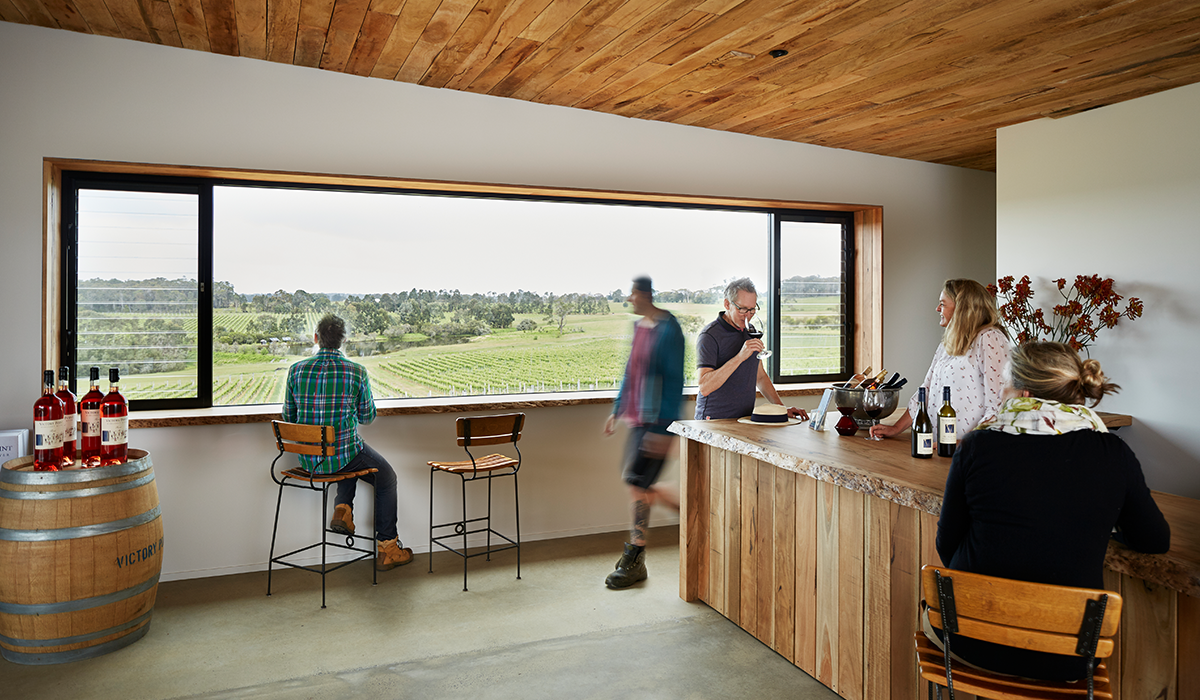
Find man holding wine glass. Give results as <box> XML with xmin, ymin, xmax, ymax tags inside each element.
<box><xmin>694</xmin><ymin>278</ymin><xmax>809</xmax><ymax>422</ymax></box>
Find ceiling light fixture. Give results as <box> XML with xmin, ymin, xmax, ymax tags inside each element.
<box><xmin>769</xmin><ymin>49</ymin><xmax>788</xmax><ymax>58</ymax></box>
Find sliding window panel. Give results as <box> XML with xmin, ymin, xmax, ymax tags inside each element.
<box><xmin>773</xmin><ymin>213</ymin><xmax>854</xmax><ymax>383</ymax></box>
<box><xmin>66</xmin><ymin>178</ymin><xmax>211</xmax><ymax>409</ymax></box>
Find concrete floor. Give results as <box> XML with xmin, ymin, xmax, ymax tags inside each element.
<box><xmin>1</xmin><ymin>526</ymin><xmax>840</xmax><ymax>700</ymax></box>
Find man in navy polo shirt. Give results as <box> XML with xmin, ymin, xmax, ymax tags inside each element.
<box><xmin>694</xmin><ymin>278</ymin><xmax>808</xmax><ymax>422</ymax></box>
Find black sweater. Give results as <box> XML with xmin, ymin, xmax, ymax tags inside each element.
<box><xmin>935</xmin><ymin>429</ymin><xmax>1171</xmax><ymax>680</ymax></box>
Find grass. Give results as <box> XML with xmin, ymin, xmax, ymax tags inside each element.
<box><xmin>94</xmin><ymin>299</ymin><xmax>845</xmax><ymax>403</ymax></box>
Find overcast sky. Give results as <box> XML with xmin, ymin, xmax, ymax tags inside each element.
<box><xmin>213</xmin><ymin>187</ymin><xmax>842</xmax><ymax>297</ymax></box>
<box><xmin>76</xmin><ymin>186</ymin><xmax>843</xmax><ymax>298</ymax></box>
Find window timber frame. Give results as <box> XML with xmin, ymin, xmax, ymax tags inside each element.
<box><xmin>42</xmin><ymin>158</ymin><xmax>884</xmax><ymax>417</ymax></box>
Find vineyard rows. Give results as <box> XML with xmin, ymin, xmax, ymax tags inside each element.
<box><xmin>117</xmin><ymin>334</ymin><xmax>708</xmax><ymax>403</ymax></box>
<box><xmin>380</xmin><ymin>340</ymin><xmax>630</xmax><ymax>395</ymax></box>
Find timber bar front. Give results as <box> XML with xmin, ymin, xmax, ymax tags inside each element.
<box><xmin>668</xmin><ymin>418</ymin><xmax>1199</xmax><ymax>700</ymax></box>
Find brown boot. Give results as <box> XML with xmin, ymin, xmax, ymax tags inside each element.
<box><xmin>330</xmin><ymin>504</ymin><xmax>354</xmax><ymax>535</ymax></box>
<box><xmin>376</xmin><ymin>538</ymin><xmax>414</xmax><ymax>571</ymax></box>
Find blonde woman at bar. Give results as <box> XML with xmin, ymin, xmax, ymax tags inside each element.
<box><xmin>870</xmin><ymin>279</ymin><xmax>1010</xmax><ymax>439</ymax></box>
<box><xmin>931</xmin><ymin>342</ymin><xmax>1170</xmax><ymax>680</ymax></box>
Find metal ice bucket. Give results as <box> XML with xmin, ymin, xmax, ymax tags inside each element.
<box><xmin>833</xmin><ymin>387</ymin><xmax>903</xmax><ymax>428</ymax></box>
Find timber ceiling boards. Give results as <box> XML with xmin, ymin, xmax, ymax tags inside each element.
<box><xmin>4</xmin><ymin>0</ymin><xmax>1200</xmax><ymax>171</ymax></box>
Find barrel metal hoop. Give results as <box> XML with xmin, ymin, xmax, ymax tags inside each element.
<box><xmin>0</xmin><ymin>609</ymin><xmax>153</xmax><ymax>647</ymax></box>
<box><xmin>0</xmin><ymin>622</ymin><xmax>152</xmax><ymax>665</ymax></box>
<box><xmin>0</xmin><ymin>455</ymin><xmax>152</xmax><ymax>485</ymax></box>
<box><xmin>0</xmin><ymin>573</ymin><xmax>159</xmax><ymax>615</ymax></box>
<box><xmin>0</xmin><ymin>505</ymin><xmax>161</xmax><ymax>542</ymax></box>
<box><xmin>0</xmin><ymin>472</ymin><xmax>155</xmax><ymax>500</ymax></box>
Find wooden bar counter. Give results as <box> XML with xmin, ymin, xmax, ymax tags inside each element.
<box><xmin>668</xmin><ymin>417</ymin><xmax>1199</xmax><ymax>700</ymax></box>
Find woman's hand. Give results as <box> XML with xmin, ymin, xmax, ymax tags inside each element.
<box><xmin>869</xmin><ymin>422</ymin><xmax>905</xmax><ymax>439</ymax></box>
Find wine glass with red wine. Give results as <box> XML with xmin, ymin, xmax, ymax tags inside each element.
<box><xmin>863</xmin><ymin>389</ymin><xmax>886</xmax><ymax>440</ymax></box>
<box><xmin>746</xmin><ymin>319</ymin><xmax>772</xmax><ymax>360</ymax></box>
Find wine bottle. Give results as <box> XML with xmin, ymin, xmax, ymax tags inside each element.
<box><xmin>100</xmin><ymin>367</ymin><xmax>129</xmax><ymax>466</ymax></box>
<box><xmin>56</xmin><ymin>366</ymin><xmax>77</xmax><ymax>467</ymax></box>
<box><xmin>79</xmin><ymin>367</ymin><xmax>104</xmax><ymax>467</ymax></box>
<box><xmin>33</xmin><ymin>370</ymin><xmax>65</xmax><ymax>471</ymax></box>
<box><xmin>848</xmin><ymin>366</ymin><xmax>874</xmax><ymax>388</ymax></box>
<box><xmin>841</xmin><ymin>365</ymin><xmax>872</xmax><ymax>388</ymax></box>
<box><xmin>911</xmin><ymin>387</ymin><xmax>934</xmax><ymax>459</ymax></box>
<box><xmin>937</xmin><ymin>386</ymin><xmax>957</xmax><ymax>458</ymax></box>
<box><xmin>862</xmin><ymin>369</ymin><xmax>888</xmax><ymax>390</ymax></box>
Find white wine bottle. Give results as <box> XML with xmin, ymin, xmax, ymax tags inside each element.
<box><xmin>937</xmin><ymin>386</ymin><xmax>957</xmax><ymax>458</ymax></box>
<box><xmin>911</xmin><ymin>387</ymin><xmax>934</xmax><ymax>459</ymax></box>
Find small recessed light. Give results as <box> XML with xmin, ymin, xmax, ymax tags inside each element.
<box><xmin>769</xmin><ymin>49</ymin><xmax>788</xmax><ymax>58</ymax></box>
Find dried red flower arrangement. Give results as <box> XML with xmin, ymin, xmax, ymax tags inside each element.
<box><xmin>988</xmin><ymin>275</ymin><xmax>1144</xmax><ymax>352</ymax></box>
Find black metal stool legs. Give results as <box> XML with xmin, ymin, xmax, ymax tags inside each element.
<box><xmin>428</xmin><ymin>467</ymin><xmax>435</xmax><ymax>574</ymax></box>
<box><xmin>461</xmin><ymin>474</ymin><xmax>469</xmax><ymax>591</ymax></box>
<box><xmin>267</xmin><ymin>480</ymin><xmax>287</xmax><ymax>597</ymax></box>
<box><xmin>513</xmin><ymin>472</ymin><xmax>521</xmax><ymax>580</ymax></box>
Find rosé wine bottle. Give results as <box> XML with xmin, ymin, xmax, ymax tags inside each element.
<box><xmin>56</xmin><ymin>366</ymin><xmax>77</xmax><ymax>467</ymax></box>
<box><xmin>78</xmin><ymin>367</ymin><xmax>104</xmax><ymax>468</ymax></box>
<box><xmin>33</xmin><ymin>369</ymin><xmax>65</xmax><ymax>471</ymax></box>
<box><xmin>100</xmin><ymin>367</ymin><xmax>129</xmax><ymax>466</ymax></box>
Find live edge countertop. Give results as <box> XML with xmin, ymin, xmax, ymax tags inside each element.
<box><xmin>667</xmin><ymin>417</ymin><xmax>1200</xmax><ymax>599</ymax></box>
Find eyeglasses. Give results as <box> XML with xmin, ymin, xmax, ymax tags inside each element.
<box><xmin>730</xmin><ymin>302</ymin><xmax>759</xmax><ymax>315</ymax></box>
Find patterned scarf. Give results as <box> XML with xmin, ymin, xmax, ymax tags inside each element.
<box><xmin>978</xmin><ymin>396</ymin><xmax>1108</xmax><ymax>435</ymax></box>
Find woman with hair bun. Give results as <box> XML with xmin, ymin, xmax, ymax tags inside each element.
<box><xmin>871</xmin><ymin>279</ymin><xmax>1010</xmax><ymax>439</ymax></box>
<box><xmin>932</xmin><ymin>341</ymin><xmax>1170</xmax><ymax>681</ymax></box>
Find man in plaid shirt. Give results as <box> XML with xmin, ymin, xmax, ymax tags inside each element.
<box><xmin>283</xmin><ymin>314</ymin><xmax>412</xmax><ymax>570</ymax></box>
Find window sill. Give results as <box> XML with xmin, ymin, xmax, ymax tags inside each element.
<box><xmin>128</xmin><ymin>385</ymin><xmax>832</xmax><ymax>429</ymax></box>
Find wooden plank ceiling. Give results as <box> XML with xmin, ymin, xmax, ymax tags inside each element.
<box><xmin>4</xmin><ymin>0</ymin><xmax>1200</xmax><ymax>170</ymax></box>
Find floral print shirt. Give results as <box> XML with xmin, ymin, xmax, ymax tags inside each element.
<box><xmin>908</xmin><ymin>327</ymin><xmax>1010</xmax><ymax>434</ymax></box>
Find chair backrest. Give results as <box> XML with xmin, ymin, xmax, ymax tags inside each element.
<box><xmin>456</xmin><ymin>413</ymin><xmax>524</xmax><ymax>448</ymax></box>
<box><xmin>273</xmin><ymin>421</ymin><xmax>337</xmax><ymax>458</ymax></box>
<box><xmin>921</xmin><ymin>565</ymin><xmax>1122</xmax><ymax>658</ymax></box>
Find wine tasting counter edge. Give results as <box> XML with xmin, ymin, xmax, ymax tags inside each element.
<box><xmin>669</xmin><ymin>417</ymin><xmax>1199</xmax><ymax>700</ymax></box>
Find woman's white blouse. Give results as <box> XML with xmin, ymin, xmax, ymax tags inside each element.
<box><xmin>908</xmin><ymin>327</ymin><xmax>1011</xmax><ymax>433</ymax></box>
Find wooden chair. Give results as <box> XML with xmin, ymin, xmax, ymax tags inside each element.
<box><xmin>267</xmin><ymin>421</ymin><xmax>378</xmax><ymax>608</ymax></box>
<box><xmin>915</xmin><ymin>565</ymin><xmax>1122</xmax><ymax>700</ymax></box>
<box><xmin>427</xmin><ymin>413</ymin><xmax>524</xmax><ymax>591</ymax></box>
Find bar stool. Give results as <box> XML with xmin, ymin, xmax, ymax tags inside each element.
<box><xmin>267</xmin><ymin>421</ymin><xmax>378</xmax><ymax>608</ymax></box>
<box><xmin>915</xmin><ymin>565</ymin><xmax>1122</xmax><ymax>700</ymax></box>
<box><xmin>427</xmin><ymin>413</ymin><xmax>524</xmax><ymax>591</ymax></box>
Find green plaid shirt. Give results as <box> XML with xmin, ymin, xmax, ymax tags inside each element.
<box><xmin>282</xmin><ymin>348</ymin><xmax>376</xmax><ymax>474</ymax></box>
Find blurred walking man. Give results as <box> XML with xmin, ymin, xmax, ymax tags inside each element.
<box><xmin>603</xmin><ymin>277</ymin><xmax>685</xmax><ymax>589</ymax></box>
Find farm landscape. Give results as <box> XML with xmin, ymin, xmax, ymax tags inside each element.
<box><xmin>76</xmin><ymin>280</ymin><xmax>842</xmax><ymax>404</ymax></box>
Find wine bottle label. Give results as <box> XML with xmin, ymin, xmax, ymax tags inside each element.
<box><xmin>938</xmin><ymin>417</ymin><xmax>956</xmax><ymax>445</ymax></box>
<box><xmin>101</xmin><ymin>415</ymin><xmax>128</xmax><ymax>446</ymax></box>
<box><xmin>917</xmin><ymin>433</ymin><xmax>933</xmax><ymax>455</ymax></box>
<box><xmin>62</xmin><ymin>415</ymin><xmax>76</xmax><ymax>443</ymax></box>
<box><xmin>35</xmin><ymin>419</ymin><xmax>64</xmax><ymax>450</ymax></box>
<box><xmin>81</xmin><ymin>408</ymin><xmax>101</xmax><ymax>437</ymax></box>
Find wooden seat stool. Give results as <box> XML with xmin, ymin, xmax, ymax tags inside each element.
<box><xmin>427</xmin><ymin>413</ymin><xmax>524</xmax><ymax>591</ymax></box>
<box><xmin>915</xmin><ymin>564</ymin><xmax>1122</xmax><ymax>700</ymax></box>
<box><xmin>267</xmin><ymin>421</ymin><xmax>378</xmax><ymax>608</ymax></box>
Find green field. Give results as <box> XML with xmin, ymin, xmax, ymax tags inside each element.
<box><xmin>90</xmin><ymin>298</ymin><xmax>843</xmax><ymax>404</ymax></box>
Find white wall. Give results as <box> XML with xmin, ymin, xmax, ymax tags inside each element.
<box><xmin>997</xmin><ymin>82</ymin><xmax>1200</xmax><ymax>499</ymax></box>
<box><xmin>0</xmin><ymin>22</ymin><xmax>997</xmax><ymax>579</ymax></box>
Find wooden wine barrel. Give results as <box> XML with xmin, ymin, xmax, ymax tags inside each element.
<box><xmin>0</xmin><ymin>449</ymin><xmax>163</xmax><ymax>665</ymax></box>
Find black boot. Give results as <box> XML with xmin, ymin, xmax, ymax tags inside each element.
<box><xmin>605</xmin><ymin>543</ymin><xmax>647</xmax><ymax>589</ymax></box>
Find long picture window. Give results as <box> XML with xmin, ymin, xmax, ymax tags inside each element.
<box><xmin>60</xmin><ymin>170</ymin><xmax>856</xmax><ymax>410</ymax></box>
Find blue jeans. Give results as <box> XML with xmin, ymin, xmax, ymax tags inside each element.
<box><xmin>333</xmin><ymin>442</ymin><xmax>399</xmax><ymax>543</ymax></box>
